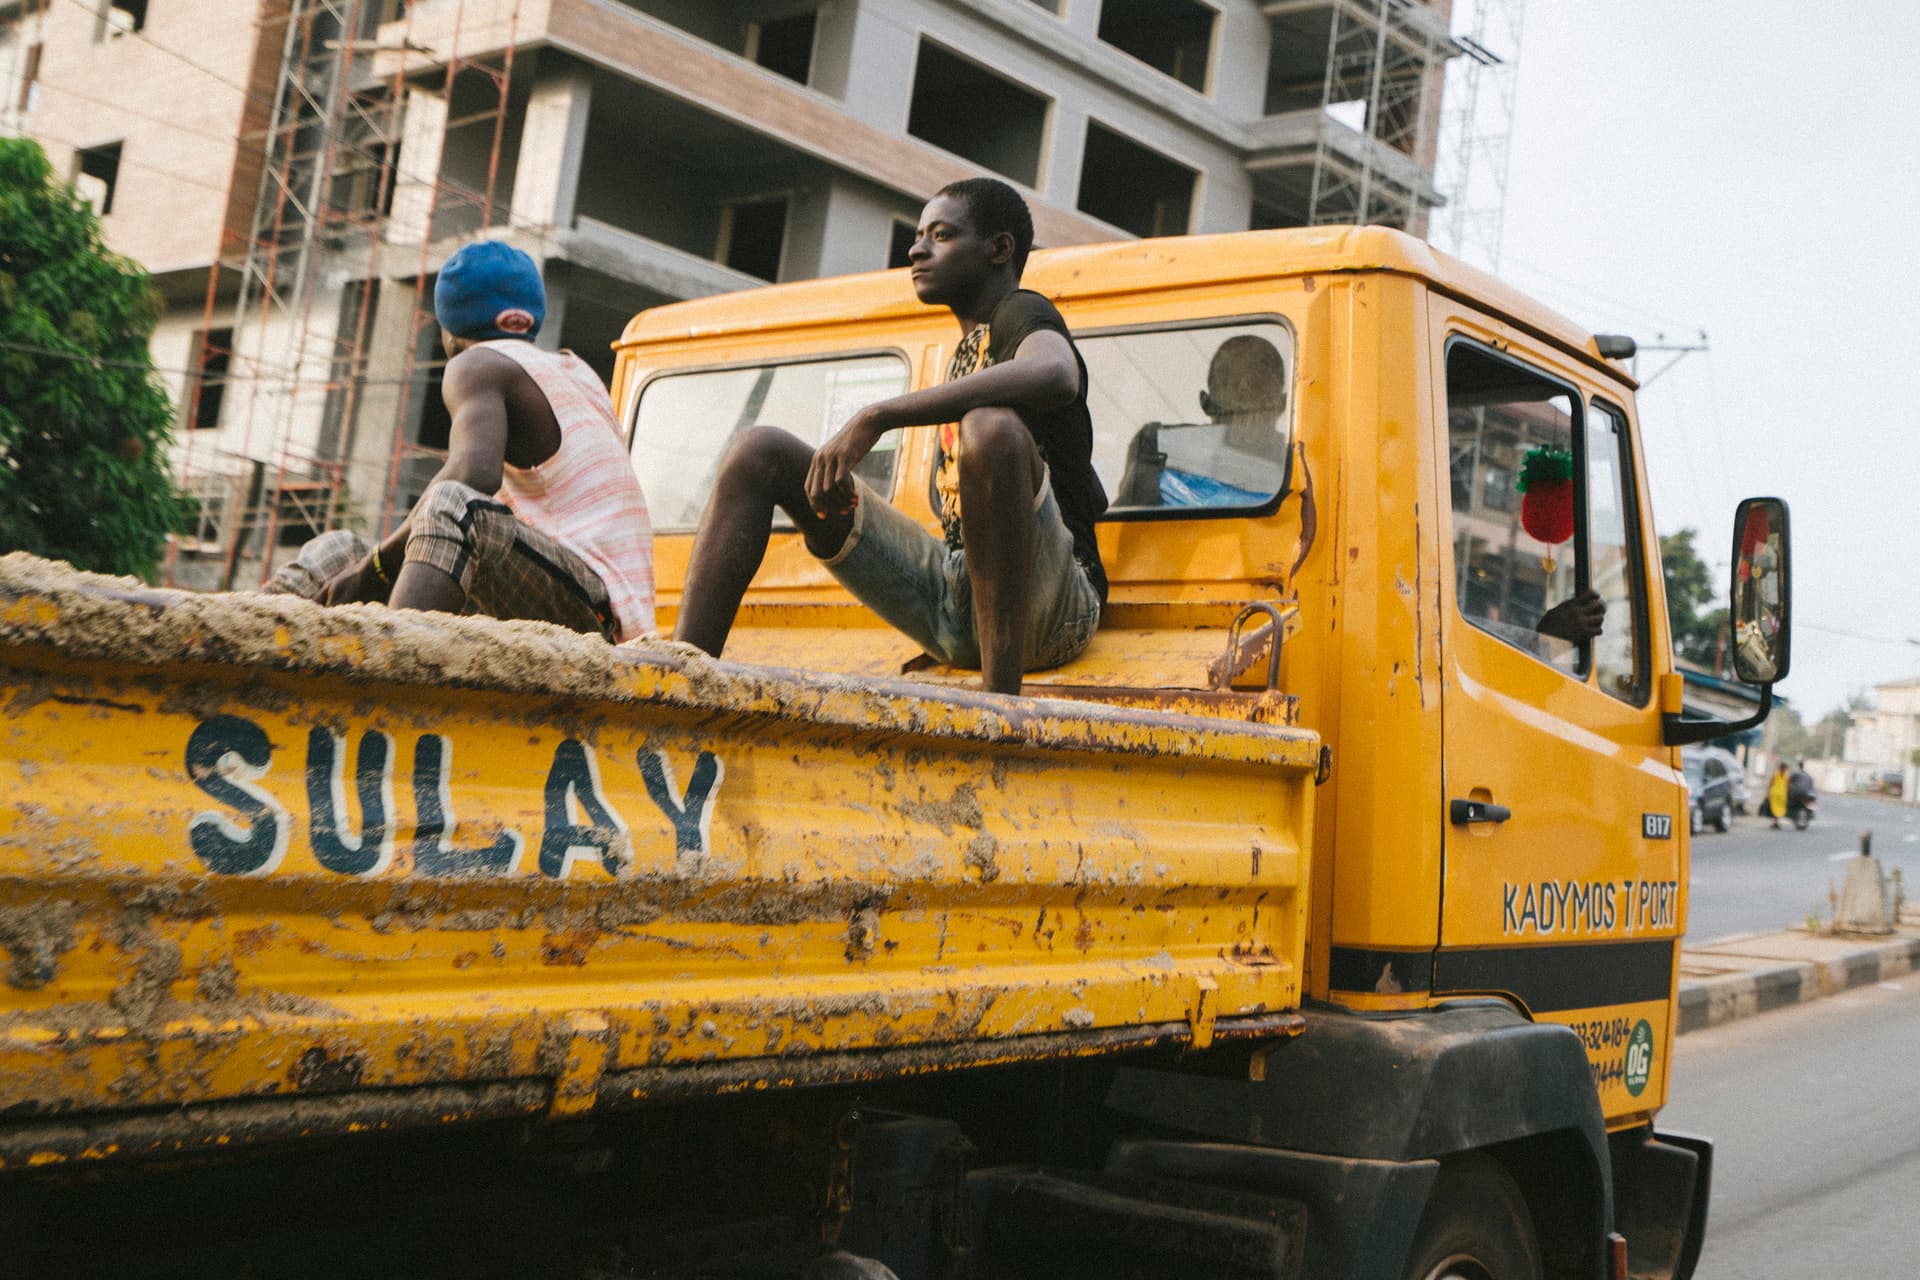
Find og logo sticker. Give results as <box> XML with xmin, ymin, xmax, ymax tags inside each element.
<box><xmin>1624</xmin><ymin>1020</ymin><xmax>1654</xmax><ymax>1097</ymax></box>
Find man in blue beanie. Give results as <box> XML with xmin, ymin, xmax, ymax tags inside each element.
<box><xmin>267</xmin><ymin>240</ymin><xmax>657</xmax><ymax>641</ymax></box>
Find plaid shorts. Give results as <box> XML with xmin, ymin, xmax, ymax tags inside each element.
<box><xmin>267</xmin><ymin>481</ymin><xmax>615</xmax><ymax>640</ymax></box>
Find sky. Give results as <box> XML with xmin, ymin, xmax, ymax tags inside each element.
<box><xmin>1457</xmin><ymin>0</ymin><xmax>1920</xmax><ymax>720</ymax></box>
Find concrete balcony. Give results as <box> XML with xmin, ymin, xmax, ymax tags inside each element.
<box><xmin>378</xmin><ymin>0</ymin><xmax>1123</xmax><ymax>250</ymax></box>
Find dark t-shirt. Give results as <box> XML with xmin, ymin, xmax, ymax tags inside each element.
<box><xmin>929</xmin><ymin>289</ymin><xmax>1109</xmax><ymax>601</ymax></box>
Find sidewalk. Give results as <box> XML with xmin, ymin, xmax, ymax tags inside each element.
<box><xmin>1678</xmin><ymin>912</ymin><xmax>1920</xmax><ymax>1034</ymax></box>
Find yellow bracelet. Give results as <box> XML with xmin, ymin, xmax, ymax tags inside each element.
<box><xmin>370</xmin><ymin>545</ymin><xmax>392</xmax><ymax>586</ymax></box>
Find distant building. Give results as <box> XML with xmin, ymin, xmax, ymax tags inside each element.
<box><xmin>3</xmin><ymin>0</ymin><xmax>1461</xmax><ymax>586</ymax></box>
<box><xmin>1844</xmin><ymin>678</ymin><xmax>1920</xmax><ymax>798</ymax></box>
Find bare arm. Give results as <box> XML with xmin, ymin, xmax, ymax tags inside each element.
<box><xmin>807</xmin><ymin>328</ymin><xmax>1079</xmax><ymax>509</ymax></box>
<box><xmin>323</xmin><ymin>349</ymin><xmax>513</xmax><ymax>602</ymax></box>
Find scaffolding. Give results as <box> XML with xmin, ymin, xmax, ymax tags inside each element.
<box><xmin>1303</xmin><ymin>0</ymin><xmax>1457</xmax><ymax>229</ymax></box>
<box><xmin>167</xmin><ymin>0</ymin><xmax>521</xmax><ymax>590</ymax></box>
<box><xmin>1432</xmin><ymin>0</ymin><xmax>1525</xmax><ymax>272</ymax></box>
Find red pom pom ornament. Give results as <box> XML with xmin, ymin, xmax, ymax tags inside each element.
<box><xmin>1517</xmin><ymin>447</ymin><xmax>1574</xmax><ymax>546</ymax></box>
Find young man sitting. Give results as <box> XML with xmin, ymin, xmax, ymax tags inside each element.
<box><xmin>268</xmin><ymin>241</ymin><xmax>656</xmax><ymax>643</ymax></box>
<box><xmin>673</xmin><ymin>177</ymin><xmax>1107</xmax><ymax>696</ymax></box>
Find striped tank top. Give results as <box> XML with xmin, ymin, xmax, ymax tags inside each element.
<box><xmin>480</xmin><ymin>340</ymin><xmax>656</xmax><ymax>641</ymax></box>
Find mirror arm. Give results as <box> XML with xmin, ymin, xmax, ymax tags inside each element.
<box><xmin>1662</xmin><ymin>683</ymin><xmax>1773</xmax><ymax>747</ymax></box>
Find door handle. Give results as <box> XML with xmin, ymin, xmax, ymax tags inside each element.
<box><xmin>1450</xmin><ymin>798</ymin><xmax>1512</xmax><ymax>826</ymax></box>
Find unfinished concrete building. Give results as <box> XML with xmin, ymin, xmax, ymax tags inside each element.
<box><xmin>1</xmin><ymin>0</ymin><xmax>1462</xmax><ymax>588</ymax></box>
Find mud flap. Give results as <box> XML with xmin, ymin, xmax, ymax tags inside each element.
<box><xmin>1102</xmin><ymin>1001</ymin><xmax>1612</xmax><ymax>1276</ymax></box>
<box><xmin>1609</xmin><ymin>1126</ymin><xmax>1711</xmax><ymax>1280</ymax></box>
<box><xmin>1106</xmin><ymin>1141</ymin><xmax>1438</xmax><ymax>1277</ymax></box>
<box><xmin>968</xmin><ymin>1166</ymin><xmax>1307</xmax><ymax>1279</ymax></box>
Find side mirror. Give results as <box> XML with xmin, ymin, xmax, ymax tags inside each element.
<box><xmin>1729</xmin><ymin>497</ymin><xmax>1791</xmax><ymax>684</ymax></box>
<box><xmin>1664</xmin><ymin>496</ymin><xmax>1791</xmax><ymax>745</ymax></box>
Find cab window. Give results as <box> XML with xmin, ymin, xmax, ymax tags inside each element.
<box><xmin>1445</xmin><ymin>341</ymin><xmax>1585</xmax><ymax>673</ymax></box>
<box><xmin>629</xmin><ymin>354</ymin><xmax>910</xmax><ymax>531</ymax></box>
<box><xmin>1586</xmin><ymin>400</ymin><xmax>1649</xmax><ymax>703</ymax></box>
<box><xmin>1080</xmin><ymin>319</ymin><xmax>1295</xmax><ymax>514</ymax></box>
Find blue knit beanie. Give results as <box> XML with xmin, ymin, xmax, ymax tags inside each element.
<box><xmin>434</xmin><ymin>241</ymin><xmax>545</xmax><ymax>341</ymax></box>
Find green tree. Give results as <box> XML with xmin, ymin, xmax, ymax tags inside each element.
<box><xmin>0</xmin><ymin>138</ymin><xmax>183</xmax><ymax>579</ymax></box>
<box><xmin>1768</xmin><ymin>704</ymin><xmax>1812</xmax><ymax>758</ymax></box>
<box><xmin>1660</xmin><ymin>528</ymin><xmax>1728</xmax><ymax>668</ymax></box>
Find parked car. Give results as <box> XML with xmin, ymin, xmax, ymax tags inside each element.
<box><xmin>1695</xmin><ymin>745</ymin><xmax>1753</xmax><ymax>814</ymax></box>
<box><xmin>1683</xmin><ymin>747</ymin><xmax>1735</xmax><ymax>834</ymax></box>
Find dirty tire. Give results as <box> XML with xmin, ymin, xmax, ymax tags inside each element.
<box><xmin>1401</xmin><ymin>1153</ymin><xmax>1542</xmax><ymax>1280</ymax></box>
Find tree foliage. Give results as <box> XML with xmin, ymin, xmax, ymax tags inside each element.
<box><xmin>1660</xmin><ymin>528</ymin><xmax>1728</xmax><ymax>668</ymax></box>
<box><xmin>0</xmin><ymin>138</ymin><xmax>183</xmax><ymax>579</ymax></box>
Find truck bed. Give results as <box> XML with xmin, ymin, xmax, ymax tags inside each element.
<box><xmin>0</xmin><ymin>554</ymin><xmax>1317</xmax><ymax>1169</ymax></box>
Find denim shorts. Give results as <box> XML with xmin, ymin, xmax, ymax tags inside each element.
<box><xmin>820</xmin><ymin>471</ymin><xmax>1101</xmax><ymax>671</ymax></box>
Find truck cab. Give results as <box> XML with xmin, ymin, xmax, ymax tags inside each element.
<box><xmin>613</xmin><ymin>225</ymin><xmax>1758</xmax><ymax>1277</ymax></box>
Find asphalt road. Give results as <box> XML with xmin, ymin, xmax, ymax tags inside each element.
<box><xmin>1660</xmin><ymin>972</ymin><xmax>1920</xmax><ymax>1278</ymax></box>
<box><xmin>1684</xmin><ymin>791</ymin><xmax>1920</xmax><ymax>944</ymax></box>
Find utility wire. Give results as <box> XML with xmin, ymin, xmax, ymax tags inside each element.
<box><xmin>0</xmin><ymin>336</ymin><xmax>436</xmax><ymax>387</ymax></box>
<box><xmin>29</xmin><ymin>77</ymin><xmax>255</xmax><ymax>148</ymax></box>
<box><xmin>17</xmin><ymin>123</ymin><xmax>233</xmax><ymax>197</ymax></box>
<box><xmin>54</xmin><ymin>0</ymin><xmax>561</xmax><ymax>247</ymax></box>
<box><xmin>1798</xmin><ymin>623</ymin><xmax>1920</xmax><ymax>647</ymax></box>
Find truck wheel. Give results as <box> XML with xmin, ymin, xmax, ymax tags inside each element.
<box><xmin>1402</xmin><ymin>1153</ymin><xmax>1542</xmax><ymax>1280</ymax></box>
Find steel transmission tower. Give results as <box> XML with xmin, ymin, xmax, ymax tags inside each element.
<box><xmin>1433</xmin><ymin>0</ymin><xmax>1524</xmax><ymax>272</ymax></box>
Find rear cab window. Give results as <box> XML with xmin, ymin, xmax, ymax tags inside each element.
<box><xmin>627</xmin><ymin>321</ymin><xmax>1296</xmax><ymax>538</ymax></box>
<box><xmin>1083</xmin><ymin>319</ymin><xmax>1295</xmax><ymax>515</ymax></box>
<box><xmin>629</xmin><ymin>353</ymin><xmax>911</xmax><ymax>531</ymax></box>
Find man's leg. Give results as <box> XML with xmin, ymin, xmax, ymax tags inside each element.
<box><xmin>393</xmin><ymin>480</ymin><xmax>610</xmax><ymax>635</ymax></box>
<box><xmin>263</xmin><ymin>529</ymin><xmax>370</xmax><ymax>600</ymax></box>
<box><xmin>390</xmin><ymin>482</ymin><xmax>489</xmax><ymax>617</ymax></box>
<box><xmin>675</xmin><ymin>425</ymin><xmax>855</xmax><ymax>657</ymax></box>
<box><xmin>955</xmin><ymin>408</ymin><xmax>1045</xmax><ymax>696</ymax></box>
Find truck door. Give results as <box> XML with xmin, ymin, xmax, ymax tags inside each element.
<box><xmin>1429</xmin><ymin>313</ymin><xmax>1683</xmax><ymax>1119</ymax></box>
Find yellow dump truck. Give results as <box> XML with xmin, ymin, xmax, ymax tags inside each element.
<box><xmin>0</xmin><ymin>228</ymin><xmax>1790</xmax><ymax>1279</ymax></box>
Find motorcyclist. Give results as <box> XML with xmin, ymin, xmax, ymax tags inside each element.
<box><xmin>1787</xmin><ymin>761</ymin><xmax>1816</xmax><ymax>828</ymax></box>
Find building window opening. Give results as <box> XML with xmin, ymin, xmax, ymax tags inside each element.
<box><xmin>190</xmin><ymin>328</ymin><xmax>233</xmax><ymax>431</ymax></box>
<box><xmin>16</xmin><ymin>42</ymin><xmax>44</xmax><ymax>113</ymax></box>
<box><xmin>1076</xmin><ymin>122</ymin><xmax>1194</xmax><ymax>239</ymax></box>
<box><xmin>748</xmin><ymin>11</ymin><xmax>815</xmax><ymax>85</ymax></box>
<box><xmin>74</xmin><ymin>141</ymin><xmax>123</xmax><ymax>216</ymax></box>
<box><xmin>906</xmin><ymin>40</ymin><xmax>1047</xmax><ymax>187</ymax></box>
<box><xmin>332</xmin><ymin>140</ymin><xmax>398</xmax><ymax>223</ymax></box>
<box><xmin>718</xmin><ymin>197</ymin><xmax>789</xmax><ymax>282</ymax></box>
<box><xmin>1024</xmin><ymin>0</ymin><xmax>1063</xmax><ymax>13</ymax></box>
<box><xmin>1098</xmin><ymin>0</ymin><xmax>1215</xmax><ymax>93</ymax></box>
<box><xmin>887</xmin><ymin>219</ymin><xmax>915</xmax><ymax>270</ymax></box>
<box><xmin>98</xmin><ymin>0</ymin><xmax>148</xmax><ymax>39</ymax></box>
<box><xmin>273</xmin><ymin>484</ymin><xmax>335</xmax><ymax>548</ymax></box>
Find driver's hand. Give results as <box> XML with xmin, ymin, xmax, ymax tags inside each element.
<box><xmin>1537</xmin><ymin>589</ymin><xmax>1605</xmax><ymax>643</ymax></box>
